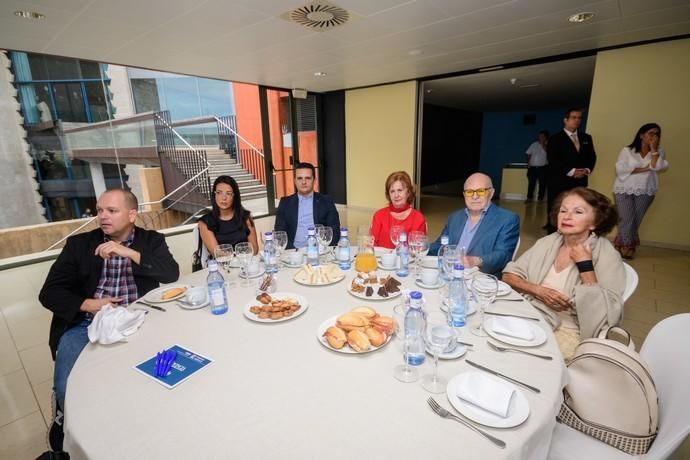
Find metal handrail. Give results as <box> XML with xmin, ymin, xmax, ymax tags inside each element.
<box><xmin>155</xmin><ymin>112</ymin><xmax>212</xmax><ymax>165</ymax></box>
<box><xmin>214</xmin><ymin>116</ymin><xmax>264</xmax><ymax>158</ymax></box>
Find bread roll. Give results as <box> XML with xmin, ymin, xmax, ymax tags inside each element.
<box><xmin>350</xmin><ymin>306</ymin><xmax>378</xmax><ymax>320</ymax></box>
<box><xmin>365</xmin><ymin>327</ymin><xmax>386</xmax><ymax>347</ymax></box>
<box><xmin>335</xmin><ymin>313</ymin><xmax>370</xmax><ymax>331</ymax></box>
<box><xmin>371</xmin><ymin>315</ymin><xmax>395</xmax><ymax>335</ymax></box>
<box><xmin>347</xmin><ymin>329</ymin><xmax>372</xmax><ymax>352</ymax></box>
<box><xmin>323</xmin><ymin>326</ymin><xmax>347</xmax><ymax>349</ymax></box>
<box><xmin>161</xmin><ymin>287</ymin><xmax>186</xmax><ymax>300</ymax></box>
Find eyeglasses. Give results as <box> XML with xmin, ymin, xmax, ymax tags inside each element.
<box><xmin>214</xmin><ymin>191</ymin><xmax>234</xmax><ymax>197</ymax></box>
<box><xmin>463</xmin><ymin>188</ymin><xmax>492</xmax><ymax>197</ymax></box>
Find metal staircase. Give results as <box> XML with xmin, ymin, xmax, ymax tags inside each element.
<box><xmin>205</xmin><ymin>148</ymin><xmax>267</xmax><ymax>200</ymax></box>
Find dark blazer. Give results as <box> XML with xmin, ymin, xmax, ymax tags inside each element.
<box><xmin>39</xmin><ymin>227</ymin><xmax>179</xmax><ymax>359</ymax></box>
<box><xmin>546</xmin><ymin>130</ymin><xmax>597</xmax><ymax>193</ymax></box>
<box><xmin>429</xmin><ymin>205</ymin><xmax>520</xmax><ymax>277</ymax></box>
<box><xmin>274</xmin><ymin>192</ymin><xmax>341</xmax><ymax>249</ymax></box>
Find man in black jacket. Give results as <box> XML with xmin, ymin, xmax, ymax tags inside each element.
<box><xmin>545</xmin><ymin>108</ymin><xmax>597</xmax><ymax>232</ymax></box>
<box><xmin>39</xmin><ymin>189</ymin><xmax>179</xmax><ymax>453</ymax></box>
<box><xmin>274</xmin><ymin>162</ymin><xmax>341</xmax><ymax>249</ymax></box>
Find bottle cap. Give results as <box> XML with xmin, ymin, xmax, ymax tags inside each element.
<box><xmin>208</xmin><ymin>260</ymin><xmax>218</xmax><ymax>271</ymax></box>
<box><xmin>341</xmin><ymin>227</ymin><xmax>348</xmax><ymax>236</ymax></box>
<box><xmin>264</xmin><ymin>231</ymin><xmax>273</xmax><ymax>241</ymax></box>
<box><xmin>308</xmin><ymin>226</ymin><xmax>315</xmax><ymax>235</ymax></box>
<box><xmin>410</xmin><ymin>291</ymin><xmax>423</xmax><ymax>300</ymax></box>
<box><xmin>441</xmin><ymin>235</ymin><xmax>449</xmax><ymax>245</ymax></box>
<box><xmin>399</xmin><ymin>233</ymin><xmax>407</xmax><ymax>242</ymax></box>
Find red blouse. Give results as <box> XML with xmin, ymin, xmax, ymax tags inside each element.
<box><xmin>370</xmin><ymin>207</ymin><xmax>427</xmax><ymax>249</ymax></box>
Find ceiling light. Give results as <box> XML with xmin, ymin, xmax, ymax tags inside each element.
<box><xmin>314</xmin><ymin>71</ymin><xmax>327</xmax><ymax>77</ymax></box>
<box><xmin>568</xmin><ymin>12</ymin><xmax>594</xmax><ymax>23</ymax></box>
<box><xmin>408</xmin><ymin>49</ymin><xmax>423</xmax><ymax>56</ymax></box>
<box><xmin>14</xmin><ymin>10</ymin><xmax>46</xmax><ymax>19</ymax></box>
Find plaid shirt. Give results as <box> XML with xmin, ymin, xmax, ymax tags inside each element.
<box><xmin>93</xmin><ymin>230</ymin><xmax>139</xmax><ymax>306</ymax></box>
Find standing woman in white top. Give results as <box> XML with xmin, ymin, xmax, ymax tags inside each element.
<box><xmin>613</xmin><ymin>123</ymin><xmax>669</xmax><ymax>259</ymax></box>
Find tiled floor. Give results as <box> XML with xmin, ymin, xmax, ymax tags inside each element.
<box><xmin>1</xmin><ymin>196</ymin><xmax>688</xmax><ymax>459</ymax></box>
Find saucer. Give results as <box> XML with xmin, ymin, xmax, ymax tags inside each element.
<box><xmin>177</xmin><ymin>299</ymin><xmax>210</xmax><ymax>310</ymax></box>
<box><xmin>426</xmin><ymin>343</ymin><xmax>467</xmax><ymax>359</ymax></box>
<box><xmin>240</xmin><ymin>268</ymin><xmax>265</xmax><ymax>279</ymax></box>
<box><xmin>415</xmin><ymin>278</ymin><xmax>444</xmax><ymax>289</ymax></box>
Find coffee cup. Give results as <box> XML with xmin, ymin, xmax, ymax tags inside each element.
<box><xmin>420</xmin><ymin>268</ymin><xmax>439</xmax><ymax>286</ymax></box>
<box><xmin>380</xmin><ymin>252</ymin><xmax>397</xmax><ymax>268</ymax></box>
<box><xmin>247</xmin><ymin>256</ymin><xmax>260</xmax><ymax>275</ymax></box>
<box><xmin>288</xmin><ymin>251</ymin><xmax>303</xmax><ymax>265</ymax></box>
<box><xmin>421</xmin><ymin>256</ymin><xmax>437</xmax><ymax>268</ymax></box>
<box><xmin>185</xmin><ymin>286</ymin><xmax>207</xmax><ymax>306</ymax></box>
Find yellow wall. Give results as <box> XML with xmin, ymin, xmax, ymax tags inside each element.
<box><xmin>587</xmin><ymin>39</ymin><xmax>690</xmax><ymax>248</ymax></box>
<box><xmin>345</xmin><ymin>81</ymin><xmax>417</xmax><ymax>209</ymax></box>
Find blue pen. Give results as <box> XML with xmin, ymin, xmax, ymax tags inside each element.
<box><xmin>162</xmin><ymin>350</ymin><xmax>177</xmax><ymax>377</ymax></box>
<box><xmin>155</xmin><ymin>351</ymin><xmax>163</xmax><ymax>377</ymax></box>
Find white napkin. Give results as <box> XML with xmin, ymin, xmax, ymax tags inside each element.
<box><xmin>457</xmin><ymin>372</ymin><xmax>516</xmax><ymax>418</ymax></box>
<box><xmin>491</xmin><ymin>316</ymin><xmax>535</xmax><ymax>341</ymax></box>
<box><xmin>87</xmin><ymin>304</ymin><xmax>146</xmax><ymax>345</ymax></box>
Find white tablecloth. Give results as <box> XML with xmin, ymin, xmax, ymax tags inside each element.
<box><xmin>64</xmin><ymin>266</ymin><xmax>566</xmax><ymax>459</ymax></box>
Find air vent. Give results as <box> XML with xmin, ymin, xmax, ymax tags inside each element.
<box><xmin>282</xmin><ymin>1</ymin><xmax>350</xmax><ymax>31</ymax></box>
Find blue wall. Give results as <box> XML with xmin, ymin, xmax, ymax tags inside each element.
<box><xmin>479</xmin><ymin>108</ymin><xmax>588</xmax><ymax>194</ymax></box>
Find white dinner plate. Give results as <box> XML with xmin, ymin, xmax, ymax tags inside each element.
<box><xmin>293</xmin><ymin>265</ymin><xmax>346</xmax><ymax>286</ymax></box>
<box><xmin>484</xmin><ymin>316</ymin><xmax>547</xmax><ymax>347</ymax></box>
<box><xmin>143</xmin><ymin>284</ymin><xmax>189</xmax><ymax>303</ymax></box>
<box><xmin>426</xmin><ymin>343</ymin><xmax>467</xmax><ymax>360</ymax></box>
<box><xmin>347</xmin><ymin>277</ymin><xmax>402</xmax><ymax>301</ymax></box>
<box><xmin>415</xmin><ymin>278</ymin><xmax>444</xmax><ymax>290</ymax></box>
<box><xmin>177</xmin><ymin>299</ymin><xmax>209</xmax><ymax>310</ymax></box>
<box><xmin>496</xmin><ymin>280</ymin><xmax>512</xmax><ymax>297</ymax></box>
<box><xmin>446</xmin><ymin>372</ymin><xmax>530</xmax><ymax>428</ymax></box>
<box><xmin>242</xmin><ymin>292</ymin><xmax>308</xmax><ymax>323</ymax></box>
<box><xmin>316</xmin><ymin>315</ymin><xmax>392</xmax><ymax>354</ymax></box>
<box><xmin>440</xmin><ymin>299</ymin><xmax>477</xmax><ymax>316</ymax></box>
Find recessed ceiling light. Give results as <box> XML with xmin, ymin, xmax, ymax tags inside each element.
<box><xmin>314</xmin><ymin>71</ymin><xmax>327</xmax><ymax>77</ymax></box>
<box><xmin>568</xmin><ymin>12</ymin><xmax>594</xmax><ymax>23</ymax></box>
<box><xmin>408</xmin><ymin>49</ymin><xmax>423</xmax><ymax>56</ymax></box>
<box><xmin>14</xmin><ymin>10</ymin><xmax>46</xmax><ymax>20</ymax></box>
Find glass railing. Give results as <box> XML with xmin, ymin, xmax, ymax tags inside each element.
<box><xmin>63</xmin><ymin>112</ymin><xmax>157</xmax><ymax>151</ymax></box>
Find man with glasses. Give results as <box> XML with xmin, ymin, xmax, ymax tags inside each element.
<box><xmin>429</xmin><ymin>173</ymin><xmax>519</xmax><ymax>277</ymax></box>
<box><xmin>38</xmin><ymin>189</ymin><xmax>179</xmax><ymax>456</ymax></box>
<box><xmin>274</xmin><ymin>162</ymin><xmax>340</xmax><ymax>249</ymax></box>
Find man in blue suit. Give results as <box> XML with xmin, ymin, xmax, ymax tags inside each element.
<box><xmin>275</xmin><ymin>162</ymin><xmax>341</xmax><ymax>249</ymax></box>
<box><xmin>429</xmin><ymin>173</ymin><xmax>519</xmax><ymax>277</ymax></box>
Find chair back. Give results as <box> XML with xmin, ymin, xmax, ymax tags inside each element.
<box><xmin>192</xmin><ymin>224</ymin><xmax>210</xmax><ymax>270</ymax></box>
<box><xmin>622</xmin><ymin>262</ymin><xmax>639</xmax><ymax>302</ymax></box>
<box><xmin>512</xmin><ymin>236</ymin><xmax>521</xmax><ymax>261</ymax></box>
<box><xmin>640</xmin><ymin>313</ymin><xmax>690</xmax><ymax>460</ymax></box>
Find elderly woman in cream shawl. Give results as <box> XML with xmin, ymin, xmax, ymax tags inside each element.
<box><xmin>503</xmin><ymin>187</ymin><xmax>625</xmax><ymax>358</ymax></box>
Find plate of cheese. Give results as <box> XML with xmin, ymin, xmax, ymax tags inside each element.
<box><xmin>293</xmin><ymin>264</ymin><xmax>346</xmax><ymax>286</ymax></box>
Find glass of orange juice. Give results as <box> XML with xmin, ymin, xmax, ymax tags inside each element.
<box><xmin>355</xmin><ymin>235</ymin><xmax>377</xmax><ymax>273</ymax></box>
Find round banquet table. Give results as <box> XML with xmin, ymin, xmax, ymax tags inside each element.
<box><xmin>64</xmin><ymin>264</ymin><xmax>567</xmax><ymax>460</ymax></box>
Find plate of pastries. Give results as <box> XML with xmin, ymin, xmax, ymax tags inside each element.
<box><xmin>317</xmin><ymin>306</ymin><xmax>395</xmax><ymax>354</ymax></box>
<box><xmin>347</xmin><ymin>272</ymin><xmax>402</xmax><ymax>300</ymax></box>
<box><xmin>243</xmin><ymin>292</ymin><xmax>308</xmax><ymax>323</ymax></box>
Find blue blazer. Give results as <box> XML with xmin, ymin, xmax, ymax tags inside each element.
<box><xmin>274</xmin><ymin>192</ymin><xmax>341</xmax><ymax>249</ymax></box>
<box><xmin>429</xmin><ymin>205</ymin><xmax>520</xmax><ymax>277</ymax></box>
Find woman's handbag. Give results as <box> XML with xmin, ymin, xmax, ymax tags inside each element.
<box><xmin>557</xmin><ymin>326</ymin><xmax>659</xmax><ymax>455</ymax></box>
<box><xmin>191</xmin><ymin>225</ymin><xmax>205</xmax><ymax>272</ymax></box>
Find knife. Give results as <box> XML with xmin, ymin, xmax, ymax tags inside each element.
<box><xmin>484</xmin><ymin>311</ymin><xmax>540</xmax><ymax>321</ymax></box>
<box><xmin>466</xmin><ymin>360</ymin><xmax>541</xmax><ymax>393</ymax></box>
<box><xmin>137</xmin><ymin>301</ymin><xmax>166</xmax><ymax>312</ymax></box>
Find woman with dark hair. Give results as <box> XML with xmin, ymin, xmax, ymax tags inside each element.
<box><xmin>369</xmin><ymin>171</ymin><xmax>427</xmax><ymax>248</ymax></box>
<box><xmin>198</xmin><ymin>175</ymin><xmax>258</xmax><ymax>255</ymax></box>
<box><xmin>613</xmin><ymin>123</ymin><xmax>668</xmax><ymax>259</ymax></box>
<box><xmin>503</xmin><ymin>187</ymin><xmax>625</xmax><ymax>358</ymax></box>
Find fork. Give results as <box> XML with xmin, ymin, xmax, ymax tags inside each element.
<box><xmin>427</xmin><ymin>398</ymin><xmax>506</xmax><ymax>448</ymax></box>
<box><xmin>487</xmin><ymin>341</ymin><xmax>553</xmax><ymax>360</ymax></box>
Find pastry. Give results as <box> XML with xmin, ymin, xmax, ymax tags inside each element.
<box><xmin>336</xmin><ymin>313</ymin><xmax>370</xmax><ymax>331</ymax></box>
<box><xmin>371</xmin><ymin>315</ymin><xmax>395</xmax><ymax>335</ymax></box>
<box><xmin>377</xmin><ymin>286</ymin><xmax>389</xmax><ymax>297</ymax></box>
<box><xmin>365</xmin><ymin>327</ymin><xmax>386</xmax><ymax>347</ymax></box>
<box><xmin>350</xmin><ymin>306</ymin><xmax>378</xmax><ymax>319</ymax></box>
<box><xmin>365</xmin><ymin>286</ymin><xmax>374</xmax><ymax>297</ymax></box>
<box><xmin>346</xmin><ymin>329</ymin><xmax>372</xmax><ymax>352</ymax></box>
<box><xmin>323</xmin><ymin>326</ymin><xmax>347</xmax><ymax>349</ymax></box>
<box><xmin>161</xmin><ymin>286</ymin><xmax>186</xmax><ymax>300</ymax></box>
<box><xmin>256</xmin><ymin>293</ymin><xmax>272</xmax><ymax>304</ymax></box>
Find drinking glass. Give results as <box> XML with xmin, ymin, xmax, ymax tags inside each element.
<box><xmin>273</xmin><ymin>231</ymin><xmax>288</xmax><ymax>269</ymax></box>
<box><xmin>470</xmin><ymin>274</ymin><xmax>498</xmax><ymax>337</ymax></box>
<box><xmin>214</xmin><ymin>244</ymin><xmax>235</xmax><ymax>274</ymax></box>
<box><xmin>409</xmin><ymin>231</ymin><xmax>428</xmax><ymax>278</ymax></box>
<box><xmin>393</xmin><ymin>304</ymin><xmax>419</xmax><ymax>383</ymax></box>
<box><xmin>421</xmin><ymin>311</ymin><xmax>456</xmax><ymax>393</ymax></box>
<box><xmin>235</xmin><ymin>242</ymin><xmax>254</xmax><ymax>287</ymax></box>
<box><xmin>317</xmin><ymin>226</ymin><xmax>333</xmax><ymax>262</ymax></box>
<box><xmin>389</xmin><ymin>225</ymin><xmax>403</xmax><ymax>248</ymax></box>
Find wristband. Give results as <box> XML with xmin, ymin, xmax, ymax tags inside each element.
<box><xmin>576</xmin><ymin>260</ymin><xmax>594</xmax><ymax>273</ymax></box>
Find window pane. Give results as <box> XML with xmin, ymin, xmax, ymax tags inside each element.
<box><xmin>53</xmin><ymin>83</ymin><xmax>87</xmax><ymax>122</ymax></box>
<box><xmin>80</xmin><ymin>61</ymin><xmax>101</xmax><ymax>79</ymax></box>
<box><xmin>131</xmin><ymin>79</ymin><xmax>161</xmax><ymax>113</ymax></box>
<box><xmin>85</xmin><ymin>82</ymin><xmax>110</xmax><ymax>122</ymax></box>
<box><xmin>46</xmin><ymin>56</ymin><xmax>80</xmax><ymax>80</ymax></box>
<box><xmin>27</xmin><ymin>54</ymin><xmax>48</xmax><ymax>80</ymax></box>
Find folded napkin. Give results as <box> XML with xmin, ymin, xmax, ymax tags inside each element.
<box><xmin>491</xmin><ymin>316</ymin><xmax>535</xmax><ymax>341</ymax></box>
<box><xmin>87</xmin><ymin>304</ymin><xmax>146</xmax><ymax>345</ymax></box>
<box><xmin>457</xmin><ymin>372</ymin><xmax>516</xmax><ymax>418</ymax></box>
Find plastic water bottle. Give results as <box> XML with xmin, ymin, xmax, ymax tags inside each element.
<box><xmin>448</xmin><ymin>263</ymin><xmax>467</xmax><ymax>327</ymax></box>
<box><xmin>396</xmin><ymin>232</ymin><xmax>409</xmax><ymax>277</ymax></box>
<box><xmin>336</xmin><ymin>227</ymin><xmax>351</xmax><ymax>270</ymax></box>
<box><xmin>206</xmin><ymin>260</ymin><xmax>228</xmax><ymax>315</ymax></box>
<box><xmin>438</xmin><ymin>235</ymin><xmax>449</xmax><ymax>280</ymax></box>
<box><xmin>405</xmin><ymin>291</ymin><xmax>426</xmax><ymax>366</ymax></box>
<box><xmin>263</xmin><ymin>231</ymin><xmax>278</xmax><ymax>274</ymax></box>
<box><xmin>306</xmin><ymin>226</ymin><xmax>320</xmax><ymax>267</ymax></box>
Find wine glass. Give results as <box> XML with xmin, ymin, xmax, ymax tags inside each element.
<box><xmin>235</xmin><ymin>242</ymin><xmax>254</xmax><ymax>287</ymax></box>
<box><xmin>409</xmin><ymin>231</ymin><xmax>428</xmax><ymax>278</ymax></box>
<box><xmin>273</xmin><ymin>231</ymin><xmax>288</xmax><ymax>269</ymax></box>
<box><xmin>389</xmin><ymin>225</ymin><xmax>403</xmax><ymax>248</ymax></box>
<box><xmin>317</xmin><ymin>226</ymin><xmax>333</xmax><ymax>262</ymax></box>
<box><xmin>470</xmin><ymin>274</ymin><xmax>498</xmax><ymax>337</ymax></box>
<box><xmin>393</xmin><ymin>304</ymin><xmax>419</xmax><ymax>383</ymax></box>
<box><xmin>214</xmin><ymin>244</ymin><xmax>234</xmax><ymax>274</ymax></box>
<box><xmin>421</xmin><ymin>311</ymin><xmax>457</xmax><ymax>393</ymax></box>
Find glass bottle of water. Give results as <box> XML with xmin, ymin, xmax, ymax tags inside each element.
<box><xmin>206</xmin><ymin>260</ymin><xmax>228</xmax><ymax>315</ymax></box>
<box><xmin>405</xmin><ymin>291</ymin><xmax>426</xmax><ymax>366</ymax></box>
<box><xmin>396</xmin><ymin>232</ymin><xmax>409</xmax><ymax>277</ymax></box>
<box><xmin>263</xmin><ymin>231</ymin><xmax>278</xmax><ymax>274</ymax></box>
<box><xmin>438</xmin><ymin>235</ymin><xmax>449</xmax><ymax>279</ymax></box>
<box><xmin>306</xmin><ymin>226</ymin><xmax>320</xmax><ymax>267</ymax></box>
<box><xmin>336</xmin><ymin>227</ymin><xmax>351</xmax><ymax>270</ymax></box>
<box><xmin>448</xmin><ymin>263</ymin><xmax>467</xmax><ymax>327</ymax></box>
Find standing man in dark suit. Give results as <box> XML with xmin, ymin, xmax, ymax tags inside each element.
<box><xmin>274</xmin><ymin>162</ymin><xmax>341</xmax><ymax>249</ymax></box>
<box><xmin>545</xmin><ymin>108</ymin><xmax>597</xmax><ymax>232</ymax></box>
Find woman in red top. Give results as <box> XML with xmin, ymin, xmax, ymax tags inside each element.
<box><xmin>370</xmin><ymin>171</ymin><xmax>427</xmax><ymax>249</ymax></box>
